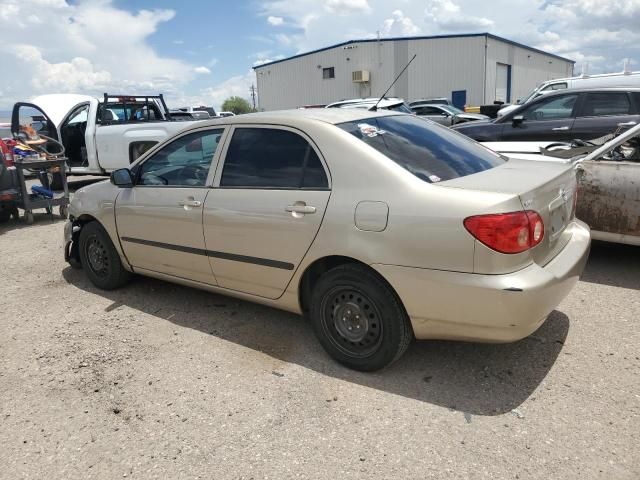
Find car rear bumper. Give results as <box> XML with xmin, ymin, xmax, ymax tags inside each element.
<box><xmin>373</xmin><ymin>220</ymin><xmax>590</xmax><ymax>343</ymax></box>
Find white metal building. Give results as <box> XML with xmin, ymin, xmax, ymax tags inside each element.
<box><xmin>254</xmin><ymin>33</ymin><xmax>574</xmax><ymax>111</ymax></box>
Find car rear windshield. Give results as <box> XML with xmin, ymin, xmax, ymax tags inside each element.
<box><xmin>337</xmin><ymin>115</ymin><xmax>505</xmax><ymax>183</ymax></box>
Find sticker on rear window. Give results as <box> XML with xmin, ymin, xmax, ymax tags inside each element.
<box><xmin>357</xmin><ymin>123</ymin><xmax>387</xmax><ymax>138</ymax></box>
<box><xmin>428</xmin><ymin>174</ymin><xmax>441</xmax><ymax>183</ymax></box>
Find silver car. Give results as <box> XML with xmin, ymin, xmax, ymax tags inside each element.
<box><xmin>64</xmin><ymin>109</ymin><xmax>590</xmax><ymax>371</ymax></box>
<box><xmin>411</xmin><ymin>104</ymin><xmax>489</xmax><ymax>126</ymax></box>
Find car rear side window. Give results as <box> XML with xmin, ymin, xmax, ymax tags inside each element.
<box><xmin>337</xmin><ymin>115</ymin><xmax>504</xmax><ymax>183</ymax></box>
<box><xmin>220</xmin><ymin>128</ymin><xmax>328</xmax><ymax>189</ymax></box>
<box><xmin>580</xmin><ymin>92</ymin><xmax>632</xmax><ymax>117</ymax></box>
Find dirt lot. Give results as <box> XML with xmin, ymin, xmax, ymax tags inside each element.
<box><xmin>1</xmin><ymin>178</ymin><xmax>639</xmax><ymax>479</ymax></box>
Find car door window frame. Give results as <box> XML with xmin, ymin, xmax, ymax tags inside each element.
<box><xmin>131</xmin><ymin>126</ymin><xmax>229</xmax><ymax>189</ymax></box>
<box><xmin>211</xmin><ymin>124</ymin><xmax>332</xmax><ymax>191</ymax></box>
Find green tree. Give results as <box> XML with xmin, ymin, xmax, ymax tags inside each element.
<box><xmin>221</xmin><ymin>96</ymin><xmax>252</xmax><ymax>114</ymax></box>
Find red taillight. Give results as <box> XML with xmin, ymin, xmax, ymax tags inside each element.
<box><xmin>464</xmin><ymin>210</ymin><xmax>545</xmax><ymax>254</ymax></box>
<box><xmin>0</xmin><ymin>139</ymin><xmax>15</xmax><ymax>167</ymax></box>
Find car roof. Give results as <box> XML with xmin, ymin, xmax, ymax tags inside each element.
<box><xmin>326</xmin><ymin>97</ymin><xmax>405</xmax><ymax>108</ymax></box>
<box><xmin>530</xmin><ymin>86</ymin><xmax>640</xmax><ymax>97</ymax></box>
<box><xmin>184</xmin><ymin>108</ymin><xmax>402</xmax><ymax>128</ymax></box>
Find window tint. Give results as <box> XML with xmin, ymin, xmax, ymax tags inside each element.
<box><xmin>580</xmin><ymin>93</ymin><xmax>632</xmax><ymax>117</ymax></box>
<box><xmin>220</xmin><ymin>128</ymin><xmax>328</xmax><ymax>189</ymax></box>
<box><xmin>98</xmin><ymin>102</ymin><xmax>162</xmax><ymax>123</ymax></box>
<box><xmin>138</xmin><ymin>129</ymin><xmax>223</xmax><ymax>187</ymax></box>
<box><xmin>522</xmin><ymin>94</ymin><xmax>578</xmax><ymax>121</ymax></box>
<box><xmin>322</xmin><ymin>67</ymin><xmax>335</xmax><ymax>79</ymax></box>
<box><xmin>632</xmin><ymin>92</ymin><xmax>640</xmax><ymax>112</ymax></box>
<box><xmin>415</xmin><ymin>106</ymin><xmax>442</xmax><ymax>115</ymax></box>
<box><xmin>338</xmin><ymin>115</ymin><xmax>504</xmax><ymax>183</ymax></box>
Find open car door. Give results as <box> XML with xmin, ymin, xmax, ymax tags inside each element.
<box><xmin>11</xmin><ymin>102</ymin><xmax>62</xmax><ymax>155</ymax></box>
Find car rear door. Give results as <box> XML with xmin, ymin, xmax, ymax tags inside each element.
<box><xmin>203</xmin><ymin>125</ymin><xmax>331</xmax><ymax>299</ymax></box>
<box><xmin>115</xmin><ymin>127</ymin><xmax>226</xmax><ymax>284</ymax></box>
<box><xmin>500</xmin><ymin>93</ymin><xmax>578</xmax><ymax>141</ymax></box>
<box><xmin>571</xmin><ymin>91</ymin><xmax>639</xmax><ymax>140</ymax></box>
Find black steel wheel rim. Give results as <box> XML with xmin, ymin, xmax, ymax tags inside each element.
<box><xmin>320</xmin><ymin>286</ymin><xmax>383</xmax><ymax>358</ymax></box>
<box><xmin>85</xmin><ymin>234</ymin><xmax>110</xmax><ymax>278</ymax></box>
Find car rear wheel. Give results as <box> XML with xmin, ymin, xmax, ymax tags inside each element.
<box><xmin>310</xmin><ymin>264</ymin><xmax>413</xmax><ymax>371</ymax></box>
<box><xmin>79</xmin><ymin>221</ymin><xmax>131</xmax><ymax>290</ymax></box>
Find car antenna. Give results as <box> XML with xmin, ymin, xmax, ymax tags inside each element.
<box><xmin>371</xmin><ymin>54</ymin><xmax>417</xmax><ymax>111</ymax></box>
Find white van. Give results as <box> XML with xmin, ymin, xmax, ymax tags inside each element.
<box><xmin>498</xmin><ymin>67</ymin><xmax>640</xmax><ymax>117</ymax></box>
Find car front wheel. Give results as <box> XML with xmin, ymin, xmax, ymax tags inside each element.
<box><xmin>310</xmin><ymin>264</ymin><xmax>413</xmax><ymax>371</ymax></box>
<box><xmin>78</xmin><ymin>221</ymin><xmax>131</xmax><ymax>290</ymax></box>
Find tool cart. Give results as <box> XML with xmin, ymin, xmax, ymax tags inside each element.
<box><xmin>13</xmin><ymin>156</ymin><xmax>69</xmax><ymax>224</ymax></box>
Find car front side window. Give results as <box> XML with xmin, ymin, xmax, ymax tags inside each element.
<box><xmin>522</xmin><ymin>94</ymin><xmax>578</xmax><ymax>121</ymax></box>
<box><xmin>137</xmin><ymin>129</ymin><xmax>223</xmax><ymax>187</ymax></box>
<box><xmin>220</xmin><ymin>128</ymin><xmax>328</xmax><ymax>189</ymax></box>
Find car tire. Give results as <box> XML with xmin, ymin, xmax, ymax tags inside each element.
<box><xmin>309</xmin><ymin>264</ymin><xmax>413</xmax><ymax>371</ymax></box>
<box><xmin>79</xmin><ymin>221</ymin><xmax>131</xmax><ymax>290</ymax></box>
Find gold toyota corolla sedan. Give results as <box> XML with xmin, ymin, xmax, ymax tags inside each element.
<box><xmin>64</xmin><ymin>109</ymin><xmax>590</xmax><ymax>371</ymax></box>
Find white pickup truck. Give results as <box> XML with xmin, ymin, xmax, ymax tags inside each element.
<box><xmin>12</xmin><ymin>93</ymin><xmax>198</xmax><ymax>187</ymax></box>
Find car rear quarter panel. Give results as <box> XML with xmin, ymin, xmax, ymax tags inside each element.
<box><xmin>279</xmin><ymin>123</ymin><xmax>523</xmax><ymax>309</ymax></box>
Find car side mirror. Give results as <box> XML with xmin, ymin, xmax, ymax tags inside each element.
<box><xmin>110</xmin><ymin>168</ymin><xmax>134</xmax><ymax>188</ymax></box>
<box><xmin>512</xmin><ymin>115</ymin><xmax>524</xmax><ymax>126</ymax></box>
<box><xmin>440</xmin><ymin>112</ymin><xmax>450</xmax><ymax>117</ymax></box>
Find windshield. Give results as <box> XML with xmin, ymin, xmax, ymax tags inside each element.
<box><xmin>338</xmin><ymin>115</ymin><xmax>505</xmax><ymax>183</ymax></box>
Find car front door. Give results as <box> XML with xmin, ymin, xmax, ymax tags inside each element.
<box><xmin>500</xmin><ymin>93</ymin><xmax>578</xmax><ymax>141</ymax></box>
<box><xmin>203</xmin><ymin>125</ymin><xmax>331</xmax><ymax>299</ymax></box>
<box><xmin>571</xmin><ymin>92</ymin><xmax>639</xmax><ymax>141</ymax></box>
<box><xmin>115</xmin><ymin>128</ymin><xmax>225</xmax><ymax>284</ymax></box>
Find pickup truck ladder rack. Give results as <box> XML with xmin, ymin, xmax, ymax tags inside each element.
<box><xmin>101</xmin><ymin>93</ymin><xmax>173</xmax><ymax>123</ymax></box>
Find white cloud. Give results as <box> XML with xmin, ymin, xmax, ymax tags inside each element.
<box><xmin>424</xmin><ymin>0</ymin><xmax>493</xmax><ymax>31</ymax></box>
<box><xmin>382</xmin><ymin>10</ymin><xmax>421</xmax><ymax>36</ymax></box>
<box><xmin>258</xmin><ymin>0</ymin><xmax>639</xmax><ymax>74</ymax></box>
<box><xmin>325</xmin><ymin>0</ymin><xmax>371</xmax><ymax>14</ymax></box>
<box><xmin>267</xmin><ymin>15</ymin><xmax>284</xmax><ymax>25</ymax></box>
<box><xmin>173</xmin><ymin>39</ymin><xmax>184</xmax><ymax>45</ymax></box>
<box><xmin>170</xmin><ymin>71</ymin><xmax>256</xmax><ymax>112</ymax></box>
<box><xmin>0</xmin><ymin>0</ymin><xmax>195</xmax><ymax>107</ymax></box>
<box><xmin>193</xmin><ymin>66</ymin><xmax>211</xmax><ymax>74</ymax></box>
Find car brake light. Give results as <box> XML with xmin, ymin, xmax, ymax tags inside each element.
<box><xmin>464</xmin><ymin>210</ymin><xmax>545</xmax><ymax>254</ymax></box>
<box><xmin>0</xmin><ymin>140</ymin><xmax>14</xmax><ymax>167</ymax></box>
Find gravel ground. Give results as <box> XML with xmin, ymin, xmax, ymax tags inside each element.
<box><xmin>1</xmin><ymin>178</ymin><xmax>639</xmax><ymax>479</ymax></box>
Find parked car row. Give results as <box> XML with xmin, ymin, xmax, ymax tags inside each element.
<box><xmin>452</xmin><ymin>88</ymin><xmax>640</xmax><ymax>142</ymax></box>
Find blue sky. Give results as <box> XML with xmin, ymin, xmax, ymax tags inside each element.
<box><xmin>0</xmin><ymin>0</ymin><xmax>638</xmax><ymax>110</ymax></box>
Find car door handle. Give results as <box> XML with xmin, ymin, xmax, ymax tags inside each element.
<box><xmin>179</xmin><ymin>199</ymin><xmax>202</xmax><ymax>207</ymax></box>
<box><xmin>552</xmin><ymin>126</ymin><xmax>569</xmax><ymax>131</ymax></box>
<box><xmin>617</xmin><ymin>121</ymin><xmax>637</xmax><ymax>127</ymax></box>
<box><xmin>285</xmin><ymin>204</ymin><xmax>316</xmax><ymax>214</ymax></box>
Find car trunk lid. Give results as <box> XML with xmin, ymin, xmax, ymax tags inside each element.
<box><xmin>440</xmin><ymin>158</ymin><xmax>578</xmax><ymax>268</ymax></box>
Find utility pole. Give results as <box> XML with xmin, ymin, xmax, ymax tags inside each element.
<box><xmin>249</xmin><ymin>84</ymin><xmax>257</xmax><ymax>111</ymax></box>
